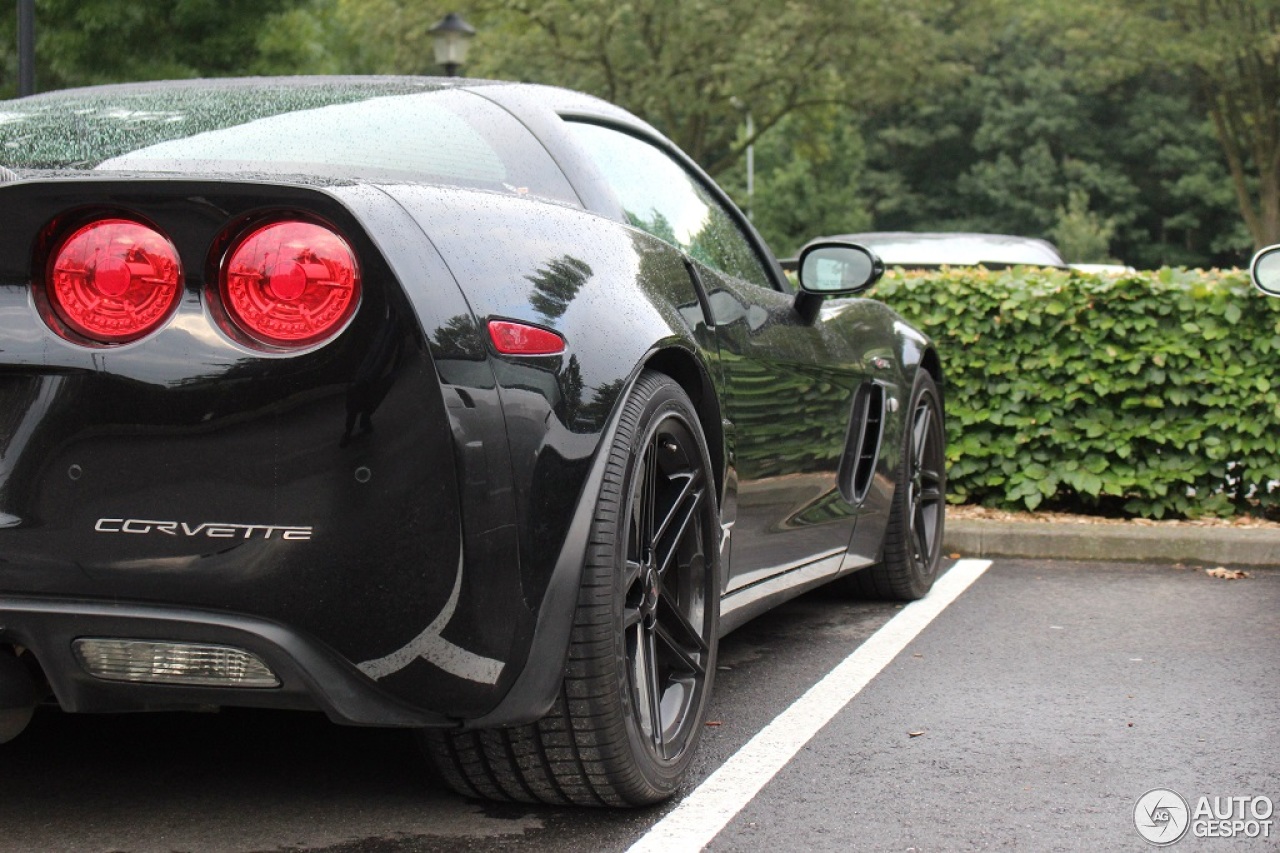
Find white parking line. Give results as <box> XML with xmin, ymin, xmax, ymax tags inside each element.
<box><xmin>628</xmin><ymin>558</ymin><xmax>993</xmax><ymax>853</ymax></box>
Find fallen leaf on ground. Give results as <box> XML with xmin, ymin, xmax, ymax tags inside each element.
<box><xmin>1206</xmin><ymin>567</ymin><xmax>1249</xmax><ymax>580</ymax></box>
<box><xmin>705</xmin><ymin>721</ymin><xmax>722</xmax><ymax>727</ymax></box>
<box><xmin>908</xmin><ymin>730</ymin><xmax>925</xmax><ymax>738</ymax></box>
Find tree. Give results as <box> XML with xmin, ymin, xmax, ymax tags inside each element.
<box><xmin>718</xmin><ymin>107</ymin><xmax>872</xmax><ymax>257</ymax></box>
<box><xmin>303</xmin><ymin>0</ymin><xmax>452</xmax><ymax>76</ymax></box>
<box><xmin>0</xmin><ymin>0</ymin><xmax>320</xmax><ymax>97</ymax></box>
<box><xmin>4</xmin><ymin>0</ymin><xmax>1268</xmax><ymax>264</ymax></box>
<box><xmin>327</xmin><ymin>0</ymin><xmax>976</xmax><ymax>178</ymax></box>
<box><xmin>1162</xmin><ymin>0</ymin><xmax>1280</xmax><ymax>249</ymax></box>
<box><xmin>858</xmin><ymin>29</ymin><xmax>1137</xmax><ymax>255</ymax></box>
<box><xmin>855</xmin><ymin>5</ymin><xmax>1251</xmax><ymax>268</ymax></box>
<box><xmin>1082</xmin><ymin>0</ymin><xmax>1280</xmax><ymax>250</ymax></box>
<box><xmin>1050</xmin><ymin>189</ymin><xmax>1117</xmax><ymax>263</ymax></box>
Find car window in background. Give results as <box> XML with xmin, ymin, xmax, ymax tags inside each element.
<box><xmin>564</xmin><ymin>121</ymin><xmax>773</xmax><ymax>290</ymax></box>
<box><xmin>0</xmin><ymin>81</ymin><xmax>580</xmax><ymax>204</ymax></box>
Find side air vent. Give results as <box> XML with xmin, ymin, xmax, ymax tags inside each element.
<box><xmin>839</xmin><ymin>382</ymin><xmax>886</xmax><ymax>505</ymax></box>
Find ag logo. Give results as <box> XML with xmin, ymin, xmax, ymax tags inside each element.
<box><xmin>1135</xmin><ymin>788</ymin><xmax>1191</xmax><ymax>846</ymax></box>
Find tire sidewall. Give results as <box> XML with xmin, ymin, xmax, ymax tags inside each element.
<box><xmin>601</xmin><ymin>373</ymin><xmax>720</xmax><ymax>797</ymax></box>
<box><xmin>896</xmin><ymin>371</ymin><xmax>946</xmax><ymax>597</ymax></box>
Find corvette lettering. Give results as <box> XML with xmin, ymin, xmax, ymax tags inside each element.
<box><xmin>94</xmin><ymin>518</ymin><xmax>313</xmax><ymax>541</ymax></box>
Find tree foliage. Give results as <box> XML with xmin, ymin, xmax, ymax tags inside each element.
<box><xmin>1050</xmin><ymin>189</ymin><xmax>1118</xmax><ymax>264</ymax></box>
<box><xmin>0</xmin><ymin>0</ymin><xmax>317</xmax><ymax>96</ymax></box>
<box><xmin>322</xmin><ymin>0</ymin><xmax>972</xmax><ymax>178</ymax></box>
<box><xmin>846</xmin><ymin>5</ymin><xmax>1260</xmax><ymax>268</ymax></box>
<box><xmin>0</xmin><ymin>0</ymin><xmax>1275</xmax><ymax>265</ymax></box>
<box><xmin>1159</xmin><ymin>0</ymin><xmax>1280</xmax><ymax>249</ymax></box>
<box><xmin>718</xmin><ymin>107</ymin><xmax>872</xmax><ymax>257</ymax></box>
<box><xmin>1057</xmin><ymin>0</ymin><xmax>1280</xmax><ymax>251</ymax></box>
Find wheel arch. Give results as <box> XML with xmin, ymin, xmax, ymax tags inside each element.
<box><xmin>919</xmin><ymin>346</ymin><xmax>945</xmax><ymax>416</ymax></box>
<box><xmin>643</xmin><ymin>346</ymin><xmax>725</xmax><ymax>508</ymax></box>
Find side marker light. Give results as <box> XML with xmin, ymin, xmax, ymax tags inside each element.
<box><xmin>487</xmin><ymin>319</ymin><xmax>566</xmax><ymax>355</ymax></box>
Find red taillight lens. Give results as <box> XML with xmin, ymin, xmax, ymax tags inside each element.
<box><xmin>220</xmin><ymin>220</ymin><xmax>360</xmax><ymax>347</ymax></box>
<box><xmin>46</xmin><ymin>218</ymin><xmax>183</xmax><ymax>343</ymax></box>
<box><xmin>487</xmin><ymin>319</ymin><xmax>566</xmax><ymax>355</ymax></box>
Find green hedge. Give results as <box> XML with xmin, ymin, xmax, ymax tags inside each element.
<box><xmin>874</xmin><ymin>267</ymin><xmax>1280</xmax><ymax>518</ymax></box>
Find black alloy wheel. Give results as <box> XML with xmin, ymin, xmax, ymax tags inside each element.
<box><xmin>622</xmin><ymin>390</ymin><xmax>715</xmax><ymax>765</ymax></box>
<box><xmin>846</xmin><ymin>370</ymin><xmax>946</xmax><ymax>600</ymax></box>
<box><xmin>423</xmin><ymin>370</ymin><xmax>720</xmax><ymax>806</ymax></box>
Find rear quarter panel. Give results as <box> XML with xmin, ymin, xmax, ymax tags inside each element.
<box><xmin>366</xmin><ymin>184</ymin><xmax>721</xmax><ymax>600</ymax></box>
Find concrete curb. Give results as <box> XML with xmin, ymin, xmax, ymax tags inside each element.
<box><xmin>943</xmin><ymin>519</ymin><xmax>1280</xmax><ymax>568</ymax></box>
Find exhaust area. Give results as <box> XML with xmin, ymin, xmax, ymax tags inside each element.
<box><xmin>0</xmin><ymin>647</ymin><xmax>38</xmax><ymax>743</ymax></box>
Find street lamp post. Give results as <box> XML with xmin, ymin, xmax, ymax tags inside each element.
<box><xmin>730</xmin><ymin>97</ymin><xmax>755</xmax><ymax>221</ymax></box>
<box><xmin>17</xmin><ymin>0</ymin><xmax>35</xmax><ymax>96</ymax></box>
<box><xmin>429</xmin><ymin>12</ymin><xmax>476</xmax><ymax>78</ymax></box>
<box><xmin>744</xmin><ymin>110</ymin><xmax>755</xmax><ymax>221</ymax></box>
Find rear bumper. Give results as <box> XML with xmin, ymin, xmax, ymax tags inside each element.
<box><xmin>0</xmin><ymin>596</ymin><xmax>452</xmax><ymax>727</ymax></box>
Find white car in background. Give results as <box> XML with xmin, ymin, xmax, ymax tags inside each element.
<box><xmin>795</xmin><ymin>231</ymin><xmax>1068</xmax><ymax>270</ymax></box>
<box><xmin>790</xmin><ymin>231</ymin><xmax>1136</xmax><ymax>275</ymax></box>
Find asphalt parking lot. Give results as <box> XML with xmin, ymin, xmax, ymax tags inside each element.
<box><xmin>1</xmin><ymin>557</ymin><xmax>1276</xmax><ymax>852</ymax></box>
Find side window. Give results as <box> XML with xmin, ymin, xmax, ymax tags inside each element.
<box><xmin>564</xmin><ymin>121</ymin><xmax>774</xmax><ymax>290</ymax></box>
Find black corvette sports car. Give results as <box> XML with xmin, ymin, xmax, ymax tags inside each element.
<box><xmin>0</xmin><ymin>77</ymin><xmax>946</xmax><ymax>806</ymax></box>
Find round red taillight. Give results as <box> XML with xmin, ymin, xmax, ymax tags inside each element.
<box><xmin>46</xmin><ymin>218</ymin><xmax>183</xmax><ymax>343</ymax></box>
<box><xmin>220</xmin><ymin>220</ymin><xmax>360</xmax><ymax>347</ymax></box>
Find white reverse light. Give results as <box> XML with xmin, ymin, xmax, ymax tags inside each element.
<box><xmin>72</xmin><ymin>639</ymin><xmax>280</xmax><ymax>688</ymax></box>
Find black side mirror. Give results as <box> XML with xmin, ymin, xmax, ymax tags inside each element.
<box><xmin>797</xmin><ymin>242</ymin><xmax>884</xmax><ymax>296</ymax></box>
<box><xmin>793</xmin><ymin>242</ymin><xmax>884</xmax><ymax>324</ymax></box>
<box><xmin>1250</xmin><ymin>244</ymin><xmax>1280</xmax><ymax>297</ymax></box>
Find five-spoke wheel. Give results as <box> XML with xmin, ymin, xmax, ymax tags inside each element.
<box><xmin>847</xmin><ymin>370</ymin><xmax>946</xmax><ymax>600</ymax></box>
<box><xmin>622</xmin><ymin>411</ymin><xmax>714</xmax><ymax>764</ymax></box>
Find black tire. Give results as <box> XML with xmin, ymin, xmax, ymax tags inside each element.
<box><xmin>845</xmin><ymin>370</ymin><xmax>946</xmax><ymax>601</ymax></box>
<box><xmin>422</xmin><ymin>370</ymin><xmax>720</xmax><ymax>806</ymax></box>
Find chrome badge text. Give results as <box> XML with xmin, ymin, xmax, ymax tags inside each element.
<box><xmin>94</xmin><ymin>518</ymin><xmax>313</xmax><ymax>540</ymax></box>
